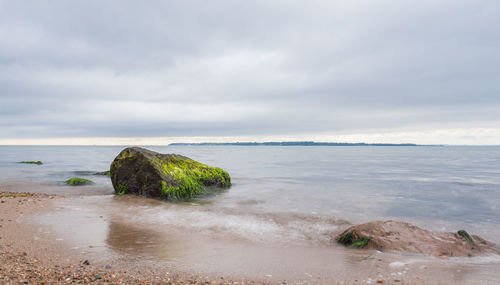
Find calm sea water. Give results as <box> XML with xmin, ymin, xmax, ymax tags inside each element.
<box><xmin>1</xmin><ymin>145</ymin><xmax>500</xmax><ymax>242</ymax></box>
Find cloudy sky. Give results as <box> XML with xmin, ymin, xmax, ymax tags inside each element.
<box><xmin>0</xmin><ymin>0</ymin><xmax>499</xmax><ymax>145</ymax></box>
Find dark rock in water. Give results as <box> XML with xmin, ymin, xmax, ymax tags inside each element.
<box><xmin>337</xmin><ymin>220</ymin><xmax>498</xmax><ymax>257</ymax></box>
<box><xmin>66</xmin><ymin>177</ymin><xmax>94</xmax><ymax>186</ymax></box>
<box><xmin>110</xmin><ymin>147</ymin><xmax>231</xmax><ymax>200</ymax></box>
<box><xmin>19</xmin><ymin>161</ymin><xmax>43</xmax><ymax>165</ymax></box>
<box><xmin>93</xmin><ymin>170</ymin><xmax>110</xmax><ymax>176</ymax></box>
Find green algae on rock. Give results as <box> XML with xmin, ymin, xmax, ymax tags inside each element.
<box><xmin>457</xmin><ymin>230</ymin><xmax>475</xmax><ymax>244</ymax></box>
<box><xmin>338</xmin><ymin>230</ymin><xmax>371</xmax><ymax>248</ymax></box>
<box><xmin>65</xmin><ymin>177</ymin><xmax>94</xmax><ymax>186</ymax></box>
<box><xmin>19</xmin><ymin>161</ymin><xmax>43</xmax><ymax>165</ymax></box>
<box><xmin>110</xmin><ymin>147</ymin><xmax>231</xmax><ymax>200</ymax></box>
<box><xmin>336</xmin><ymin>220</ymin><xmax>498</xmax><ymax>257</ymax></box>
<box><xmin>116</xmin><ymin>184</ymin><xmax>128</xmax><ymax>195</ymax></box>
<box><xmin>93</xmin><ymin>170</ymin><xmax>110</xmax><ymax>176</ymax></box>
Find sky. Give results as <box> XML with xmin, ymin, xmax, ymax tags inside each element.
<box><xmin>0</xmin><ymin>0</ymin><xmax>499</xmax><ymax>145</ymax></box>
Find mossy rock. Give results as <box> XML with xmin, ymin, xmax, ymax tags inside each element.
<box><xmin>66</xmin><ymin>177</ymin><xmax>94</xmax><ymax>186</ymax></box>
<box><xmin>110</xmin><ymin>147</ymin><xmax>231</xmax><ymax>200</ymax></box>
<box><xmin>19</xmin><ymin>161</ymin><xmax>43</xmax><ymax>165</ymax></box>
<box><xmin>336</xmin><ymin>221</ymin><xmax>499</xmax><ymax>257</ymax></box>
<box><xmin>94</xmin><ymin>170</ymin><xmax>110</xmax><ymax>176</ymax></box>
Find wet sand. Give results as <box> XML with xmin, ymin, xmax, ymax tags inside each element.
<box><xmin>0</xmin><ymin>191</ymin><xmax>264</xmax><ymax>284</ymax></box>
<box><xmin>1</xmin><ymin>190</ymin><xmax>500</xmax><ymax>284</ymax></box>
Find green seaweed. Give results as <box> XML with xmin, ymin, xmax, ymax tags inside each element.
<box><xmin>150</xmin><ymin>154</ymin><xmax>230</xmax><ymax>200</ymax></box>
<box><xmin>19</xmin><ymin>161</ymin><xmax>43</xmax><ymax>165</ymax></box>
<box><xmin>94</xmin><ymin>170</ymin><xmax>110</xmax><ymax>176</ymax></box>
<box><xmin>338</xmin><ymin>231</ymin><xmax>355</xmax><ymax>245</ymax></box>
<box><xmin>338</xmin><ymin>231</ymin><xmax>371</xmax><ymax>248</ymax></box>
<box><xmin>65</xmin><ymin>177</ymin><xmax>94</xmax><ymax>186</ymax></box>
<box><xmin>161</xmin><ymin>181</ymin><xmax>167</xmax><ymax>198</ymax></box>
<box><xmin>351</xmin><ymin>236</ymin><xmax>371</xmax><ymax>248</ymax></box>
<box><xmin>116</xmin><ymin>184</ymin><xmax>128</xmax><ymax>195</ymax></box>
<box><xmin>458</xmin><ymin>230</ymin><xmax>475</xmax><ymax>244</ymax></box>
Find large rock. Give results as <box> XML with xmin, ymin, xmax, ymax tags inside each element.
<box><xmin>337</xmin><ymin>220</ymin><xmax>498</xmax><ymax>257</ymax></box>
<box><xmin>110</xmin><ymin>147</ymin><xmax>231</xmax><ymax>200</ymax></box>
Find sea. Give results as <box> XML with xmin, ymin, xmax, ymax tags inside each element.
<box><xmin>1</xmin><ymin>145</ymin><xmax>500</xmax><ymax>282</ymax></box>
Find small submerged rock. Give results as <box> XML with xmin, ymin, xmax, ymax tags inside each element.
<box><xmin>337</xmin><ymin>220</ymin><xmax>498</xmax><ymax>257</ymax></box>
<box><xmin>93</xmin><ymin>170</ymin><xmax>110</xmax><ymax>176</ymax></box>
<box><xmin>19</xmin><ymin>161</ymin><xmax>43</xmax><ymax>165</ymax></box>
<box><xmin>65</xmin><ymin>177</ymin><xmax>94</xmax><ymax>186</ymax></box>
<box><xmin>110</xmin><ymin>147</ymin><xmax>231</xmax><ymax>200</ymax></box>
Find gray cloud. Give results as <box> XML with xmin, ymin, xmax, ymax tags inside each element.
<box><xmin>0</xmin><ymin>0</ymin><xmax>499</xmax><ymax>141</ymax></box>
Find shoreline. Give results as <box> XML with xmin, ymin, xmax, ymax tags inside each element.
<box><xmin>1</xmin><ymin>190</ymin><xmax>500</xmax><ymax>284</ymax></box>
<box><xmin>0</xmin><ymin>191</ymin><xmax>262</xmax><ymax>284</ymax></box>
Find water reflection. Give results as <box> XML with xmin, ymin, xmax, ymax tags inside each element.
<box><xmin>105</xmin><ymin>219</ymin><xmax>188</xmax><ymax>261</ymax></box>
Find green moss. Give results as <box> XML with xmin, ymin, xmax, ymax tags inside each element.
<box><xmin>110</xmin><ymin>147</ymin><xmax>231</xmax><ymax>200</ymax></box>
<box><xmin>65</xmin><ymin>177</ymin><xmax>94</xmax><ymax>186</ymax></box>
<box><xmin>338</xmin><ymin>231</ymin><xmax>355</xmax><ymax>245</ymax></box>
<box><xmin>350</xmin><ymin>236</ymin><xmax>371</xmax><ymax>248</ymax></box>
<box><xmin>150</xmin><ymin>155</ymin><xmax>231</xmax><ymax>200</ymax></box>
<box><xmin>119</xmin><ymin>150</ymin><xmax>135</xmax><ymax>160</ymax></box>
<box><xmin>458</xmin><ymin>230</ymin><xmax>475</xmax><ymax>244</ymax></box>
<box><xmin>19</xmin><ymin>161</ymin><xmax>43</xmax><ymax>165</ymax></box>
<box><xmin>338</xmin><ymin>231</ymin><xmax>371</xmax><ymax>248</ymax></box>
<box><xmin>116</xmin><ymin>184</ymin><xmax>128</xmax><ymax>195</ymax></box>
<box><xmin>161</xmin><ymin>181</ymin><xmax>167</xmax><ymax>198</ymax></box>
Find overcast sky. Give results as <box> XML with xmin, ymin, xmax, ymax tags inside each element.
<box><xmin>1</xmin><ymin>0</ymin><xmax>499</xmax><ymax>145</ymax></box>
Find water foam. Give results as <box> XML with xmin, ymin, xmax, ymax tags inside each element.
<box><xmin>118</xmin><ymin>204</ymin><xmax>342</xmax><ymax>245</ymax></box>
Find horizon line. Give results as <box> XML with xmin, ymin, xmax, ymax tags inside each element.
<box><xmin>0</xmin><ymin>140</ymin><xmax>499</xmax><ymax>147</ymax></box>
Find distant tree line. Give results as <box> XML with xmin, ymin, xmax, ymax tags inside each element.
<box><xmin>169</xmin><ymin>141</ymin><xmax>424</xmax><ymax>146</ymax></box>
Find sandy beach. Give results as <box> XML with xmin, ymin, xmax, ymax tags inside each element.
<box><xmin>2</xmin><ymin>189</ymin><xmax>499</xmax><ymax>284</ymax></box>
<box><xmin>0</xmin><ymin>191</ymin><xmax>264</xmax><ymax>285</ymax></box>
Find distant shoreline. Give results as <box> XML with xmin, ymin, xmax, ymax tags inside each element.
<box><xmin>169</xmin><ymin>141</ymin><xmax>439</xmax><ymax>147</ymax></box>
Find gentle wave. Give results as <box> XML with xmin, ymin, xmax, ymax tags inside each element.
<box><xmin>93</xmin><ymin>196</ymin><xmax>349</xmax><ymax>246</ymax></box>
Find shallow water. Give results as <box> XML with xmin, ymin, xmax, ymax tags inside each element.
<box><xmin>2</xmin><ymin>145</ymin><xmax>500</xmax><ymax>282</ymax></box>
